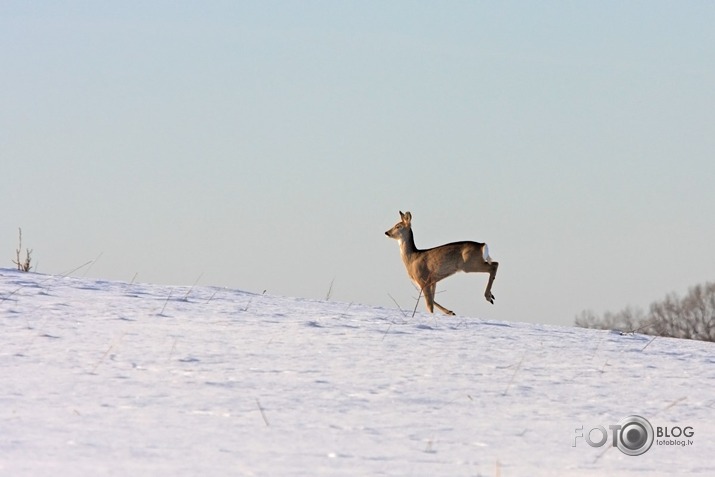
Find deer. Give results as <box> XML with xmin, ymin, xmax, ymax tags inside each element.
<box><xmin>385</xmin><ymin>211</ymin><xmax>498</xmax><ymax>315</ymax></box>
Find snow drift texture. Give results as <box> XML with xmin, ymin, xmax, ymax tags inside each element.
<box><xmin>1</xmin><ymin>268</ymin><xmax>713</xmax><ymax>476</ymax></box>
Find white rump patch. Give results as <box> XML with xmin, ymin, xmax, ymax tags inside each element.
<box><xmin>483</xmin><ymin>243</ymin><xmax>492</xmax><ymax>263</ymax></box>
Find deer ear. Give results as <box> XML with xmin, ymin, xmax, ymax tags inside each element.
<box><xmin>402</xmin><ymin>211</ymin><xmax>412</xmax><ymax>223</ymax></box>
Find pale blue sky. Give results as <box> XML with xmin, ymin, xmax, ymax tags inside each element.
<box><xmin>2</xmin><ymin>1</ymin><xmax>714</xmax><ymax>326</ymax></box>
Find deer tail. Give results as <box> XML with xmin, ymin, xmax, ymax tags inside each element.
<box><xmin>482</xmin><ymin>243</ymin><xmax>492</xmax><ymax>264</ymax></box>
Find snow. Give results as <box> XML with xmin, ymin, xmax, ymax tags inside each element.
<box><xmin>1</xmin><ymin>268</ymin><xmax>713</xmax><ymax>476</ymax></box>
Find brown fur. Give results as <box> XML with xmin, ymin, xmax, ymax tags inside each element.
<box><xmin>385</xmin><ymin>211</ymin><xmax>498</xmax><ymax>315</ymax></box>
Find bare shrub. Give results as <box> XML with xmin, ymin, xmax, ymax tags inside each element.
<box><xmin>12</xmin><ymin>228</ymin><xmax>32</xmax><ymax>272</ymax></box>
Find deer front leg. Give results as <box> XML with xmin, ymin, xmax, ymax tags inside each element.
<box><xmin>433</xmin><ymin>300</ymin><xmax>455</xmax><ymax>316</ymax></box>
<box><xmin>426</xmin><ymin>283</ymin><xmax>455</xmax><ymax>315</ymax></box>
<box><xmin>421</xmin><ymin>282</ymin><xmax>435</xmax><ymax>313</ymax></box>
<box><xmin>484</xmin><ymin>261</ymin><xmax>498</xmax><ymax>304</ymax></box>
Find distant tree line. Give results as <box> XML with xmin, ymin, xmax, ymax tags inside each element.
<box><xmin>575</xmin><ymin>282</ymin><xmax>715</xmax><ymax>342</ymax></box>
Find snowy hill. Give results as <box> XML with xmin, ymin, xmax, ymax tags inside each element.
<box><xmin>1</xmin><ymin>268</ymin><xmax>713</xmax><ymax>476</ymax></box>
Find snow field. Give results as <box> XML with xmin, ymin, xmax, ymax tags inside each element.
<box><xmin>1</xmin><ymin>269</ymin><xmax>713</xmax><ymax>476</ymax></box>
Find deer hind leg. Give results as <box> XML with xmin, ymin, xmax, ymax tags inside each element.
<box><xmin>484</xmin><ymin>261</ymin><xmax>498</xmax><ymax>304</ymax></box>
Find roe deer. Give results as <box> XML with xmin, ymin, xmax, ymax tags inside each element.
<box><xmin>385</xmin><ymin>211</ymin><xmax>498</xmax><ymax>315</ymax></box>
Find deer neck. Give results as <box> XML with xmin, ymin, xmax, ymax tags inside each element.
<box><xmin>398</xmin><ymin>229</ymin><xmax>419</xmax><ymax>264</ymax></box>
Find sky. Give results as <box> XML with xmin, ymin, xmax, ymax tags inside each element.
<box><xmin>2</xmin><ymin>1</ymin><xmax>714</xmax><ymax>326</ymax></box>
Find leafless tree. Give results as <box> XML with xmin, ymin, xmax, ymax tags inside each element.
<box><xmin>576</xmin><ymin>283</ymin><xmax>715</xmax><ymax>342</ymax></box>
<box><xmin>575</xmin><ymin>307</ymin><xmax>646</xmax><ymax>332</ymax></box>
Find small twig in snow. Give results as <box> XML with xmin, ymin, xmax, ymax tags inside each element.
<box><xmin>256</xmin><ymin>398</ymin><xmax>270</xmax><ymax>426</ymax></box>
<box><xmin>387</xmin><ymin>293</ymin><xmax>407</xmax><ymax>318</ymax></box>
<box><xmin>168</xmin><ymin>337</ymin><xmax>178</xmax><ymax>361</ymax></box>
<box><xmin>641</xmin><ymin>335</ymin><xmax>657</xmax><ymax>352</ymax></box>
<box><xmin>82</xmin><ymin>252</ymin><xmax>104</xmax><ymax>277</ymax></box>
<box><xmin>325</xmin><ymin>278</ymin><xmax>335</xmax><ymax>301</ymax></box>
<box><xmin>411</xmin><ymin>287</ymin><xmax>423</xmax><ymax>318</ymax></box>
<box><xmin>159</xmin><ymin>289</ymin><xmax>173</xmax><ymax>316</ymax></box>
<box><xmin>206</xmin><ymin>287</ymin><xmax>223</xmax><ymax>304</ymax></box>
<box><xmin>502</xmin><ymin>354</ymin><xmax>525</xmax><ymax>396</ymax></box>
<box><xmin>90</xmin><ymin>333</ymin><xmax>126</xmax><ymax>374</ymax></box>
<box><xmin>183</xmin><ymin>272</ymin><xmax>204</xmax><ymax>301</ymax></box>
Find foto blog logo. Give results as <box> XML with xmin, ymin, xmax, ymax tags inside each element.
<box><xmin>573</xmin><ymin>415</ymin><xmax>654</xmax><ymax>456</ymax></box>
